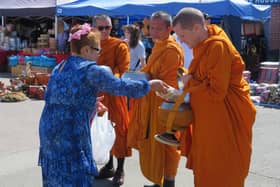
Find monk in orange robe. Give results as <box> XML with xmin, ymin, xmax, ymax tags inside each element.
<box><xmin>128</xmin><ymin>11</ymin><xmax>184</xmax><ymax>187</ymax></box>
<box><xmin>173</xmin><ymin>8</ymin><xmax>256</xmax><ymax>187</ymax></box>
<box><xmin>92</xmin><ymin>14</ymin><xmax>130</xmax><ymax>186</ymax></box>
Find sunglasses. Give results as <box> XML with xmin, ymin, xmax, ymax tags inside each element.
<box><xmin>97</xmin><ymin>26</ymin><xmax>111</xmax><ymax>31</ymax></box>
<box><xmin>90</xmin><ymin>46</ymin><xmax>102</xmax><ymax>53</ymax></box>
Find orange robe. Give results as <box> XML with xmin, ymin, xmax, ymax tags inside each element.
<box><xmin>97</xmin><ymin>37</ymin><xmax>131</xmax><ymax>158</ymax></box>
<box><xmin>182</xmin><ymin>25</ymin><xmax>256</xmax><ymax>187</ymax></box>
<box><xmin>128</xmin><ymin>36</ymin><xmax>184</xmax><ymax>185</ymax></box>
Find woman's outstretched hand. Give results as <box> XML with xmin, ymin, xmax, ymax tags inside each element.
<box><xmin>149</xmin><ymin>79</ymin><xmax>170</xmax><ymax>95</ymax></box>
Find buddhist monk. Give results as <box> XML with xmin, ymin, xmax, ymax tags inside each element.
<box><xmin>172</xmin><ymin>7</ymin><xmax>256</xmax><ymax>187</ymax></box>
<box><xmin>92</xmin><ymin>14</ymin><xmax>130</xmax><ymax>186</ymax></box>
<box><xmin>128</xmin><ymin>11</ymin><xmax>184</xmax><ymax>187</ymax></box>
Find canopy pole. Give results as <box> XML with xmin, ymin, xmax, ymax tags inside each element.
<box><xmin>278</xmin><ymin>49</ymin><xmax>280</xmax><ymax>85</ymax></box>
<box><xmin>1</xmin><ymin>16</ymin><xmax>4</xmax><ymax>28</ymax></box>
<box><xmin>126</xmin><ymin>15</ymin><xmax>129</xmax><ymax>25</ymax></box>
<box><xmin>55</xmin><ymin>16</ymin><xmax>58</xmax><ymax>39</ymax></box>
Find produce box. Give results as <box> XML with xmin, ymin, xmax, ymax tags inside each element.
<box><xmin>32</xmin><ymin>66</ymin><xmax>53</xmax><ymax>74</ymax></box>
<box><xmin>11</xmin><ymin>65</ymin><xmax>25</xmax><ymax>76</ymax></box>
<box><xmin>11</xmin><ymin>65</ymin><xmax>53</xmax><ymax>77</ymax></box>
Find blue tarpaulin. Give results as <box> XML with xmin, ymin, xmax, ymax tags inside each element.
<box><xmin>56</xmin><ymin>0</ymin><xmax>271</xmax><ymax>20</ymax></box>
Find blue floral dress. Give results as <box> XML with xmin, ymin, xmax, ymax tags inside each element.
<box><xmin>38</xmin><ymin>56</ymin><xmax>150</xmax><ymax>187</ymax></box>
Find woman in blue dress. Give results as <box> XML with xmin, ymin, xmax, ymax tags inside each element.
<box><xmin>38</xmin><ymin>23</ymin><xmax>169</xmax><ymax>187</ymax></box>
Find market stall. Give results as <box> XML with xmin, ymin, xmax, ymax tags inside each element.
<box><xmin>0</xmin><ymin>1</ymin><xmax>71</xmax><ymax>74</ymax></box>
<box><xmin>0</xmin><ymin>1</ymin><xmax>68</xmax><ymax>101</ymax></box>
<box><xmin>247</xmin><ymin>0</ymin><xmax>280</xmax><ymax>108</ymax></box>
<box><xmin>0</xmin><ymin>18</ymin><xmax>69</xmax><ymax>72</ymax></box>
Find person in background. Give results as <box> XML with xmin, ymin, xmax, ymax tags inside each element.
<box><xmin>128</xmin><ymin>11</ymin><xmax>184</xmax><ymax>187</ymax></box>
<box><xmin>91</xmin><ymin>14</ymin><xmax>130</xmax><ymax>186</ymax></box>
<box><xmin>57</xmin><ymin>19</ymin><xmax>68</xmax><ymax>53</ymax></box>
<box><xmin>203</xmin><ymin>13</ymin><xmax>211</xmax><ymax>25</ymax></box>
<box><xmin>134</xmin><ymin>21</ymin><xmax>145</xmax><ymax>39</ymax></box>
<box><xmin>123</xmin><ymin>24</ymin><xmax>146</xmax><ymax>71</ymax></box>
<box><xmin>173</xmin><ymin>7</ymin><xmax>256</xmax><ymax>187</ymax></box>
<box><xmin>141</xmin><ymin>17</ymin><xmax>154</xmax><ymax>61</ymax></box>
<box><xmin>172</xmin><ymin>33</ymin><xmax>193</xmax><ymax>69</ymax></box>
<box><xmin>38</xmin><ymin>23</ymin><xmax>169</xmax><ymax>187</ymax></box>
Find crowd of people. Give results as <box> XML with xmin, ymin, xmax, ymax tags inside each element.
<box><xmin>38</xmin><ymin>7</ymin><xmax>256</xmax><ymax>187</ymax></box>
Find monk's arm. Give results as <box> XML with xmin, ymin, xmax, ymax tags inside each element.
<box><xmin>158</xmin><ymin>49</ymin><xmax>183</xmax><ymax>88</ymax></box>
<box><xmin>195</xmin><ymin>41</ymin><xmax>232</xmax><ymax>100</ymax></box>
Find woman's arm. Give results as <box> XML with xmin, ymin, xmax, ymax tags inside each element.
<box><xmin>87</xmin><ymin>65</ymin><xmax>169</xmax><ymax>98</ymax></box>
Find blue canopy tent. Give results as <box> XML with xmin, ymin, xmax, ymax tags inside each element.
<box><xmin>56</xmin><ymin>0</ymin><xmax>271</xmax><ymax>20</ymax></box>
<box><xmin>248</xmin><ymin>0</ymin><xmax>280</xmax><ymax>5</ymax></box>
<box><xmin>56</xmin><ymin>0</ymin><xmax>112</xmax><ymax>16</ymax></box>
<box><xmin>56</xmin><ymin>0</ymin><xmax>271</xmax><ymax>53</ymax></box>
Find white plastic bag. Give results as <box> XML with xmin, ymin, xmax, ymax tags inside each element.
<box><xmin>90</xmin><ymin>112</ymin><xmax>116</xmax><ymax>165</ymax></box>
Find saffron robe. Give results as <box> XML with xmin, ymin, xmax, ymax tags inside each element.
<box><xmin>128</xmin><ymin>36</ymin><xmax>184</xmax><ymax>185</ymax></box>
<box><xmin>97</xmin><ymin>37</ymin><xmax>131</xmax><ymax>158</ymax></box>
<box><xmin>183</xmin><ymin>24</ymin><xmax>256</xmax><ymax>187</ymax></box>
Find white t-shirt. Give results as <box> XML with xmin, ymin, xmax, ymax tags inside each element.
<box><xmin>173</xmin><ymin>33</ymin><xmax>193</xmax><ymax>69</ymax></box>
<box><xmin>129</xmin><ymin>40</ymin><xmax>146</xmax><ymax>71</ymax></box>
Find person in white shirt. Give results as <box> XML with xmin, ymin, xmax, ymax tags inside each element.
<box><xmin>123</xmin><ymin>24</ymin><xmax>146</xmax><ymax>71</ymax></box>
<box><xmin>172</xmin><ymin>33</ymin><xmax>193</xmax><ymax>69</ymax></box>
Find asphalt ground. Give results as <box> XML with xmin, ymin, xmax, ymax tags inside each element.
<box><xmin>0</xmin><ymin>73</ymin><xmax>280</xmax><ymax>187</ymax></box>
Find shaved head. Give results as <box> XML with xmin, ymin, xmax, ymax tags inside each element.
<box><xmin>173</xmin><ymin>7</ymin><xmax>205</xmax><ymax>30</ymax></box>
<box><xmin>173</xmin><ymin>8</ymin><xmax>209</xmax><ymax>48</ymax></box>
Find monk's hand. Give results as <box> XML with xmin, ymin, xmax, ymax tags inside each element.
<box><xmin>96</xmin><ymin>96</ymin><xmax>108</xmax><ymax>116</ymax></box>
<box><xmin>149</xmin><ymin>79</ymin><xmax>169</xmax><ymax>95</ymax></box>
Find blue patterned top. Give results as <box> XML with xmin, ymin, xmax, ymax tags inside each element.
<box><xmin>38</xmin><ymin>55</ymin><xmax>150</xmax><ymax>176</ymax></box>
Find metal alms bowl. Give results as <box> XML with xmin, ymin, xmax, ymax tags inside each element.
<box><xmin>160</xmin><ymin>102</ymin><xmax>189</xmax><ymax>111</ymax></box>
<box><xmin>158</xmin><ymin>102</ymin><xmax>193</xmax><ymax>130</ymax></box>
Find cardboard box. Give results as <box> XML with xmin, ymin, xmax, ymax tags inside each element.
<box><xmin>32</xmin><ymin>66</ymin><xmax>53</xmax><ymax>74</ymax></box>
<box><xmin>11</xmin><ymin>65</ymin><xmax>53</xmax><ymax>77</ymax></box>
<box><xmin>11</xmin><ymin>65</ymin><xmax>25</xmax><ymax>77</ymax></box>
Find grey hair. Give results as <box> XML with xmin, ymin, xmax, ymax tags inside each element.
<box><xmin>151</xmin><ymin>11</ymin><xmax>172</xmax><ymax>27</ymax></box>
<box><xmin>92</xmin><ymin>14</ymin><xmax>112</xmax><ymax>26</ymax></box>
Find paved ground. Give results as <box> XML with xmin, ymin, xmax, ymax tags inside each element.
<box><xmin>0</xmin><ymin>73</ymin><xmax>280</xmax><ymax>187</ymax></box>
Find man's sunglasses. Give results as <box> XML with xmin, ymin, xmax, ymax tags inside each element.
<box><xmin>90</xmin><ymin>46</ymin><xmax>102</xmax><ymax>53</ymax></box>
<box><xmin>97</xmin><ymin>26</ymin><xmax>111</xmax><ymax>31</ymax></box>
